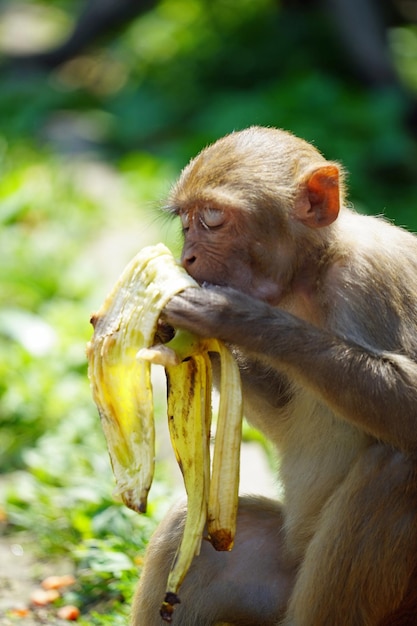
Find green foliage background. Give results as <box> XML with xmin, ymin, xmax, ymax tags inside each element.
<box><xmin>1</xmin><ymin>0</ymin><xmax>417</xmax><ymax>622</ymax></box>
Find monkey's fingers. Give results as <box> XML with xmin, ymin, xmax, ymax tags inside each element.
<box><xmin>163</xmin><ymin>286</ymin><xmax>259</xmax><ymax>343</ymax></box>
<box><xmin>162</xmin><ymin>288</ymin><xmax>223</xmax><ymax>337</ymax></box>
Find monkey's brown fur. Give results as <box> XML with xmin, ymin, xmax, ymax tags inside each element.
<box><xmin>133</xmin><ymin>127</ymin><xmax>417</xmax><ymax>625</ymax></box>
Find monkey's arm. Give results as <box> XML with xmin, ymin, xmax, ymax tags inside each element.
<box><xmin>163</xmin><ymin>288</ymin><xmax>417</xmax><ymax>453</ymax></box>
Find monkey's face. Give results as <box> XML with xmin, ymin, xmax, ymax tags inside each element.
<box><xmin>176</xmin><ymin>204</ymin><xmax>292</xmax><ymax>306</ymax></box>
<box><xmin>166</xmin><ymin>127</ymin><xmax>339</xmax><ymax>306</ymax></box>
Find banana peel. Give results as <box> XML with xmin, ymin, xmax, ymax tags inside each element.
<box><xmin>87</xmin><ymin>243</ymin><xmax>198</xmax><ymax>514</ymax></box>
<box><xmin>87</xmin><ymin>243</ymin><xmax>243</xmax><ymax>622</ymax></box>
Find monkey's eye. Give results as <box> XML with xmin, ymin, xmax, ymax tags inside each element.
<box><xmin>201</xmin><ymin>208</ymin><xmax>225</xmax><ymax>228</ymax></box>
<box><xmin>179</xmin><ymin>211</ymin><xmax>190</xmax><ymax>230</ymax></box>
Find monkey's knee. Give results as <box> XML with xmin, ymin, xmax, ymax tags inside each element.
<box><xmin>132</xmin><ymin>496</ymin><xmax>294</xmax><ymax>626</ymax></box>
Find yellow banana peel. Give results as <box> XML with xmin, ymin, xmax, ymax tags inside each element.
<box><xmin>87</xmin><ymin>243</ymin><xmax>243</xmax><ymax>622</ymax></box>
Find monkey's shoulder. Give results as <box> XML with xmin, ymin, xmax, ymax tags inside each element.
<box><xmin>336</xmin><ymin>211</ymin><xmax>417</xmax><ymax>261</ymax></box>
<box><xmin>321</xmin><ymin>214</ymin><xmax>417</xmax><ymax>353</ymax></box>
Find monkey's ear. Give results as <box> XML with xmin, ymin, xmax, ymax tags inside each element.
<box><xmin>294</xmin><ymin>165</ymin><xmax>340</xmax><ymax>228</ymax></box>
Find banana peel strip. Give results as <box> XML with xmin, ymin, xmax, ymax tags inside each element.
<box><xmin>206</xmin><ymin>339</ymin><xmax>242</xmax><ymax>551</ymax></box>
<box><xmin>87</xmin><ymin>243</ymin><xmax>243</xmax><ymax>620</ymax></box>
<box><xmin>160</xmin><ymin>354</ymin><xmax>211</xmax><ymax>622</ymax></box>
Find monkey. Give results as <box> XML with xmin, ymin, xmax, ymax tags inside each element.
<box><xmin>132</xmin><ymin>126</ymin><xmax>417</xmax><ymax>625</ymax></box>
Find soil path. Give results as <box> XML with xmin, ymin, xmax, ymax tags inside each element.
<box><xmin>0</xmin><ymin>535</ymin><xmax>74</xmax><ymax>625</ymax></box>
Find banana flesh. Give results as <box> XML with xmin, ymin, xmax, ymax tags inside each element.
<box><xmin>87</xmin><ymin>243</ymin><xmax>243</xmax><ymax>622</ymax></box>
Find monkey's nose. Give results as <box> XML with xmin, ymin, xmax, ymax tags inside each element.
<box><xmin>183</xmin><ymin>254</ymin><xmax>196</xmax><ymax>268</ymax></box>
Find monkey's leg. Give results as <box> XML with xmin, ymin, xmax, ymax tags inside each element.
<box><xmin>132</xmin><ymin>496</ymin><xmax>295</xmax><ymax>626</ymax></box>
<box><xmin>283</xmin><ymin>444</ymin><xmax>417</xmax><ymax>626</ymax></box>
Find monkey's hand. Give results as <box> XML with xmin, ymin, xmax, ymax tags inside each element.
<box><xmin>163</xmin><ymin>287</ymin><xmax>220</xmax><ymax>337</ymax></box>
<box><xmin>164</xmin><ymin>287</ymin><xmax>417</xmax><ymax>454</ymax></box>
<box><xmin>163</xmin><ymin>286</ymin><xmax>273</xmax><ymax>344</ymax></box>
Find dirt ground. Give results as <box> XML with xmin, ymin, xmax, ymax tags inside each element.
<box><xmin>0</xmin><ymin>535</ymin><xmax>74</xmax><ymax>625</ymax></box>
